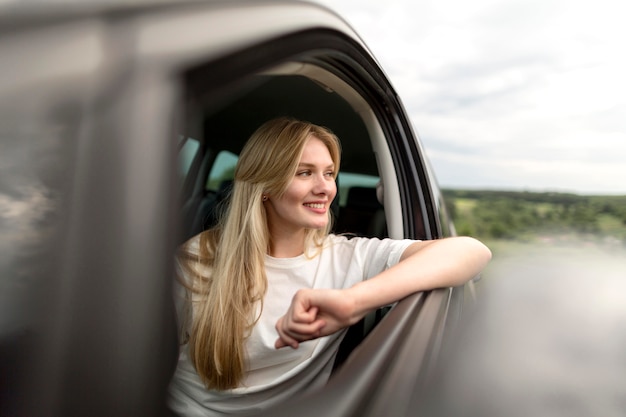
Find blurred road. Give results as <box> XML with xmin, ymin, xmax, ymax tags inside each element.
<box><xmin>422</xmin><ymin>240</ymin><xmax>626</xmax><ymax>417</ymax></box>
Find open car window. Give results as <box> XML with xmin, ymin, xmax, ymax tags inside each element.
<box><xmin>179</xmin><ymin>60</ymin><xmax>417</xmax><ymax>242</ymax></box>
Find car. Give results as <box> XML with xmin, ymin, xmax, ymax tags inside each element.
<box><xmin>0</xmin><ymin>1</ymin><xmax>467</xmax><ymax>416</ymax></box>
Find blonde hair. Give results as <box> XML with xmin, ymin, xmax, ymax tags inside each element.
<box><xmin>179</xmin><ymin>117</ymin><xmax>341</xmax><ymax>390</ymax></box>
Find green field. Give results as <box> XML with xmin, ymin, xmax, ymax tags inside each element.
<box><xmin>443</xmin><ymin>189</ymin><xmax>626</xmax><ymax>245</ymax></box>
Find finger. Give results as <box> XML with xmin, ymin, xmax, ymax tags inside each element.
<box><xmin>279</xmin><ymin>319</ymin><xmax>326</xmax><ymax>337</ymax></box>
<box><xmin>274</xmin><ymin>337</ymin><xmax>299</xmax><ymax>349</ymax></box>
<box><xmin>275</xmin><ymin>319</ymin><xmax>326</xmax><ymax>349</ymax></box>
<box><xmin>275</xmin><ymin>333</ymin><xmax>299</xmax><ymax>349</ymax></box>
<box><xmin>275</xmin><ymin>317</ymin><xmax>300</xmax><ymax>349</ymax></box>
<box><xmin>275</xmin><ymin>319</ymin><xmax>326</xmax><ymax>350</ymax></box>
<box><xmin>291</xmin><ymin>306</ymin><xmax>319</xmax><ymax>324</ymax></box>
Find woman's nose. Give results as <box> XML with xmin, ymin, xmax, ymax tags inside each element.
<box><xmin>313</xmin><ymin>174</ymin><xmax>335</xmax><ymax>195</ymax></box>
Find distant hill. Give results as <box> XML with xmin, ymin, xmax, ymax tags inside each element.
<box><xmin>441</xmin><ymin>189</ymin><xmax>626</xmax><ymax>242</ymax></box>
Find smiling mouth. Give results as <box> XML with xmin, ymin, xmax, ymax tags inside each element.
<box><xmin>304</xmin><ymin>203</ymin><xmax>325</xmax><ymax>209</ymax></box>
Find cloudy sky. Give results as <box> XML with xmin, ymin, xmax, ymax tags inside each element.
<box><xmin>315</xmin><ymin>0</ymin><xmax>626</xmax><ymax>195</ymax></box>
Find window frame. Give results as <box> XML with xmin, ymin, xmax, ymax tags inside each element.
<box><xmin>182</xmin><ymin>28</ymin><xmax>439</xmax><ymax>240</ymax></box>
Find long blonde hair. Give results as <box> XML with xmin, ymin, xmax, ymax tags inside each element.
<box><xmin>178</xmin><ymin>118</ymin><xmax>341</xmax><ymax>390</ymax></box>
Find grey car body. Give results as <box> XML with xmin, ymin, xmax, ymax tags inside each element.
<box><xmin>0</xmin><ymin>1</ymin><xmax>466</xmax><ymax>416</ymax></box>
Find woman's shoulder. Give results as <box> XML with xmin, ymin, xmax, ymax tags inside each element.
<box><xmin>323</xmin><ymin>233</ymin><xmax>379</xmax><ymax>251</ymax></box>
<box><xmin>325</xmin><ymin>233</ymin><xmax>416</xmax><ymax>254</ymax></box>
<box><xmin>180</xmin><ymin>234</ymin><xmax>201</xmax><ymax>254</ymax></box>
<box><xmin>179</xmin><ymin>229</ymin><xmax>216</xmax><ymax>256</ymax></box>
<box><xmin>176</xmin><ymin>230</ymin><xmax>216</xmax><ymax>280</ymax></box>
<box><xmin>325</xmin><ymin>233</ymin><xmax>381</xmax><ymax>245</ymax></box>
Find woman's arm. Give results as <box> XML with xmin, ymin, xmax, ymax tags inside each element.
<box><xmin>275</xmin><ymin>236</ymin><xmax>491</xmax><ymax>349</ymax></box>
<box><xmin>349</xmin><ymin>236</ymin><xmax>491</xmax><ymax>319</ymax></box>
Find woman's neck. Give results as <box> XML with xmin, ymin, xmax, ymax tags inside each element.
<box><xmin>268</xmin><ymin>228</ymin><xmax>306</xmax><ymax>258</ymax></box>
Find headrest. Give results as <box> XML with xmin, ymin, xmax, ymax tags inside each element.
<box><xmin>346</xmin><ymin>186</ymin><xmax>382</xmax><ymax>211</ymax></box>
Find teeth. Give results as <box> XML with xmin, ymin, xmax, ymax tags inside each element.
<box><xmin>304</xmin><ymin>203</ymin><xmax>324</xmax><ymax>209</ymax></box>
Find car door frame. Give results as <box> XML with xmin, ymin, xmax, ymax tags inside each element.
<box><xmin>177</xmin><ymin>25</ymin><xmax>463</xmax><ymax>417</ymax></box>
<box><xmin>2</xmin><ymin>3</ymin><xmax>463</xmax><ymax>416</ymax></box>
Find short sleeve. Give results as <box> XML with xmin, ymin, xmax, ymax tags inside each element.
<box><xmin>323</xmin><ymin>235</ymin><xmax>417</xmax><ymax>287</ymax></box>
<box><xmin>357</xmin><ymin>237</ymin><xmax>416</xmax><ymax>279</ymax></box>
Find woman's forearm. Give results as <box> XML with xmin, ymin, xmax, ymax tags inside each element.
<box><xmin>275</xmin><ymin>237</ymin><xmax>491</xmax><ymax>348</ymax></box>
<box><xmin>347</xmin><ymin>236</ymin><xmax>491</xmax><ymax>320</ymax></box>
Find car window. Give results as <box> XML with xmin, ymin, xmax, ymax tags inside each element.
<box><xmin>0</xmin><ymin>98</ymin><xmax>81</xmax><ymax>415</ymax></box>
<box><xmin>337</xmin><ymin>172</ymin><xmax>380</xmax><ymax>207</ymax></box>
<box><xmin>206</xmin><ymin>150</ymin><xmax>238</xmax><ymax>191</ymax></box>
<box><xmin>178</xmin><ymin>136</ymin><xmax>200</xmax><ymax>185</ymax></box>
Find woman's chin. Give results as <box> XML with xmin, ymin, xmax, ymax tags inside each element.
<box><xmin>306</xmin><ymin>221</ymin><xmax>328</xmax><ymax>230</ymax></box>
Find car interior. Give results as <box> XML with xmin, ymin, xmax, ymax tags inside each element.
<box><xmin>176</xmin><ymin>61</ymin><xmax>409</xmax><ymax>371</ymax></box>
<box><xmin>178</xmin><ymin>63</ymin><xmax>405</xmax><ymax>241</ymax></box>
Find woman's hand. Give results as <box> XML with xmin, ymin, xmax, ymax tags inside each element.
<box><xmin>275</xmin><ymin>288</ymin><xmax>359</xmax><ymax>349</ymax></box>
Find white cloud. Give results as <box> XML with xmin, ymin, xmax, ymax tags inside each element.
<box><xmin>316</xmin><ymin>0</ymin><xmax>626</xmax><ymax>194</ymax></box>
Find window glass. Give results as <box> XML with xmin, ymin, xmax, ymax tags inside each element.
<box><xmin>0</xmin><ymin>107</ymin><xmax>76</xmax><ymax>364</ymax></box>
<box><xmin>178</xmin><ymin>137</ymin><xmax>199</xmax><ymax>184</ymax></box>
<box><xmin>438</xmin><ymin>194</ymin><xmax>456</xmax><ymax>237</ymax></box>
<box><xmin>337</xmin><ymin>172</ymin><xmax>380</xmax><ymax>206</ymax></box>
<box><xmin>207</xmin><ymin>150</ymin><xmax>238</xmax><ymax>191</ymax></box>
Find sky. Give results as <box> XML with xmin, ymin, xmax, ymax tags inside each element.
<box><xmin>315</xmin><ymin>0</ymin><xmax>626</xmax><ymax>195</ymax></box>
<box><xmin>0</xmin><ymin>0</ymin><xmax>623</xmax><ymax>195</ymax></box>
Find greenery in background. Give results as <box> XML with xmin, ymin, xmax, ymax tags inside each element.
<box><xmin>442</xmin><ymin>189</ymin><xmax>626</xmax><ymax>244</ymax></box>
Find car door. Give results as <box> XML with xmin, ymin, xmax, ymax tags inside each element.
<box><xmin>1</xmin><ymin>2</ymin><xmax>464</xmax><ymax>416</ymax></box>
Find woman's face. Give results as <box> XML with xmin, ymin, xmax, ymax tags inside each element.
<box><xmin>265</xmin><ymin>136</ymin><xmax>337</xmax><ymax>237</ymax></box>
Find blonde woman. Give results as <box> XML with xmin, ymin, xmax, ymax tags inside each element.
<box><xmin>168</xmin><ymin>118</ymin><xmax>491</xmax><ymax>416</ymax></box>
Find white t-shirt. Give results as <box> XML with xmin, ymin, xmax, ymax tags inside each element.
<box><xmin>168</xmin><ymin>234</ymin><xmax>415</xmax><ymax>416</ymax></box>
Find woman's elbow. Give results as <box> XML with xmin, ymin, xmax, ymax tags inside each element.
<box><xmin>457</xmin><ymin>236</ymin><xmax>492</xmax><ymax>274</ymax></box>
<box><xmin>467</xmin><ymin>236</ymin><xmax>492</xmax><ymax>261</ymax></box>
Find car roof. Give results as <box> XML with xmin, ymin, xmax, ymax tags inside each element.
<box><xmin>0</xmin><ymin>0</ymin><xmax>364</xmax><ymax>51</ymax></box>
<box><xmin>0</xmin><ymin>0</ymin><xmax>384</xmax><ymax>99</ymax></box>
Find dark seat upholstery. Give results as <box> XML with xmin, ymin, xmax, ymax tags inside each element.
<box><xmin>336</xmin><ymin>186</ymin><xmax>387</xmax><ymax>238</ymax></box>
<box><xmin>185</xmin><ymin>180</ymin><xmax>233</xmax><ymax>239</ymax></box>
<box><xmin>332</xmin><ymin>185</ymin><xmax>389</xmax><ymax>371</ymax></box>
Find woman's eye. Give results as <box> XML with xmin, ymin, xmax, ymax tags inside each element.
<box><xmin>297</xmin><ymin>171</ymin><xmax>311</xmax><ymax>177</ymax></box>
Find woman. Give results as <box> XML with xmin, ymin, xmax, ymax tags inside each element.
<box><xmin>168</xmin><ymin>117</ymin><xmax>491</xmax><ymax>416</ymax></box>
